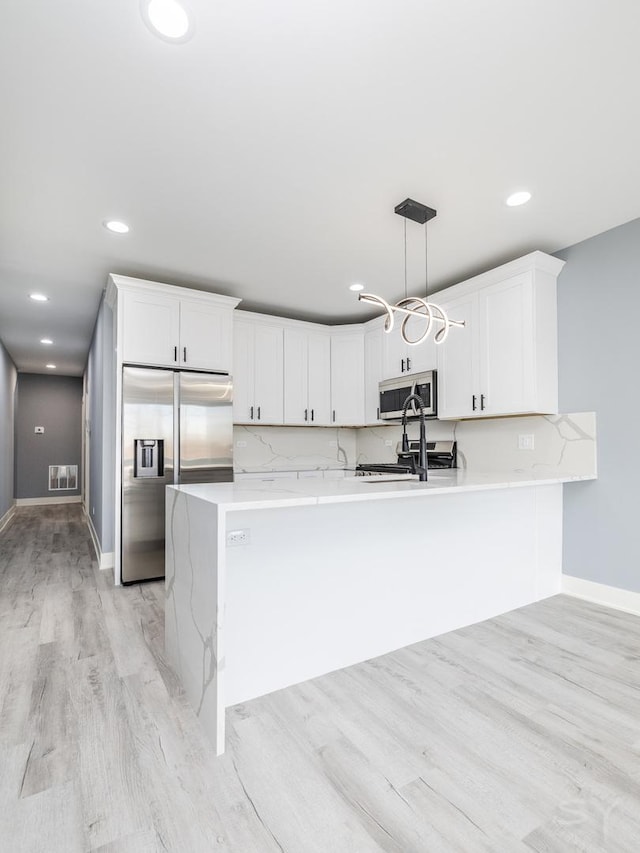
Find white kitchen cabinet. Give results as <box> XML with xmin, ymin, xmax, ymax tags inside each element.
<box><xmin>381</xmin><ymin>311</ymin><xmax>437</xmax><ymax>379</ymax></box>
<box><xmin>364</xmin><ymin>323</ymin><xmax>384</xmax><ymax>424</ymax></box>
<box><xmin>120</xmin><ymin>290</ymin><xmax>180</xmax><ymax>367</ymax></box>
<box><xmin>283</xmin><ymin>328</ymin><xmax>331</xmax><ymax>425</ymax></box>
<box><xmin>120</xmin><ymin>285</ymin><xmax>238</xmax><ymax>371</ymax></box>
<box><xmin>178</xmin><ymin>298</ymin><xmax>234</xmax><ymax>371</ymax></box>
<box><xmin>233</xmin><ymin>316</ymin><xmax>284</xmax><ymax>424</ymax></box>
<box><xmin>437</xmin><ymin>255</ymin><xmax>562</xmax><ymax>419</ymax></box>
<box><xmin>330</xmin><ymin>329</ymin><xmax>365</xmax><ymax>425</ymax></box>
<box><xmin>434</xmin><ymin>293</ymin><xmax>477</xmax><ymax>419</ymax></box>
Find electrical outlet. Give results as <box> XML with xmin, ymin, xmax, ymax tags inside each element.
<box><xmin>227</xmin><ymin>528</ymin><xmax>250</xmax><ymax>546</ymax></box>
<box><xmin>34</xmin><ymin>426</ymin><xmax>44</xmax><ymax>435</ymax></box>
<box><xmin>236</xmin><ymin>440</ymin><xmax>247</xmax><ymax>448</ymax></box>
<box><xmin>384</xmin><ymin>439</ymin><xmax>393</xmax><ymax>447</ymax></box>
<box><xmin>518</xmin><ymin>434</ymin><xmax>535</xmax><ymax>451</ymax></box>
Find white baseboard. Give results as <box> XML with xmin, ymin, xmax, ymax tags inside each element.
<box><xmin>15</xmin><ymin>495</ymin><xmax>82</xmax><ymax>506</ymax></box>
<box><xmin>562</xmin><ymin>575</ymin><xmax>640</xmax><ymax>617</ymax></box>
<box><xmin>84</xmin><ymin>509</ymin><xmax>115</xmax><ymax>570</ymax></box>
<box><xmin>0</xmin><ymin>505</ymin><xmax>15</xmax><ymax>533</ymax></box>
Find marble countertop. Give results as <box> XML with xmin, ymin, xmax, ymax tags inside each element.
<box><xmin>170</xmin><ymin>468</ymin><xmax>596</xmax><ymax>512</ymax></box>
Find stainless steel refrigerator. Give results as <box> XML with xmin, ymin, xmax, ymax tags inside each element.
<box><xmin>121</xmin><ymin>366</ymin><xmax>233</xmax><ymax>584</ymax></box>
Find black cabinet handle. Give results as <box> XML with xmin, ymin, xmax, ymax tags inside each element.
<box><xmin>377</xmin><ymin>406</ymin><xmax>380</xmax><ymax>420</ymax></box>
<box><xmin>250</xmin><ymin>405</ymin><xmax>254</xmax><ymax>420</ymax></box>
<box><xmin>401</xmin><ymin>358</ymin><xmax>405</xmax><ymax>373</ymax></box>
<box><xmin>183</xmin><ymin>347</ymin><xmax>187</xmax><ymax>363</ymax></box>
<box><xmin>304</xmin><ymin>409</ymin><xmax>308</xmax><ymax>422</ymax></box>
<box><xmin>174</xmin><ymin>346</ymin><xmax>177</xmax><ymax>362</ymax></box>
<box><xmin>407</xmin><ymin>357</ymin><xmax>411</xmax><ymax>372</ymax></box>
<box><xmin>311</xmin><ymin>409</ymin><xmax>314</xmax><ymax>422</ymax></box>
<box><xmin>257</xmin><ymin>406</ymin><xmax>261</xmax><ymax>420</ymax></box>
<box><xmin>472</xmin><ymin>395</ymin><xmax>477</xmax><ymax>411</ymax></box>
<box><xmin>332</xmin><ymin>410</ymin><xmax>336</xmax><ymax>423</ymax></box>
<box><xmin>480</xmin><ymin>394</ymin><xmax>486</xmax><ymax>411</ymax></box>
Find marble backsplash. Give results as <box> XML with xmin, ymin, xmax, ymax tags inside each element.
<box><xmin>233</xmin><ymin>424</ymin><xmax>357</xmax><ymax>472</ymax></box>
<box><xmin>356</xmin><ymin>412</ymin><xmax>597</xmax><ymax>476</ymax></box>
<box><xmin>234</xmin><ymin>412</ymin><xmax>597</xmax><ymax>477</ymax></box>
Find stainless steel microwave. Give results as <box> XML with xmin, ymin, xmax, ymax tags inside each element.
<box><xmin>378</xmin><ymin>370</ymin><xmax>437</xmax><ymax>420</ymax></box>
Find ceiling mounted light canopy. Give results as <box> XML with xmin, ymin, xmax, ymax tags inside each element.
<box><xmin>357</xmin><ymin>199</ymin><xmax>464</xmax><ymax>345</ymax></box>
<box><xmin>141</xmin><ymin>0</ymin><xmax>193</xmax><ymax>42</ymax></box>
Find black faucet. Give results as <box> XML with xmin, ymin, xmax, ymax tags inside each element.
<box><xmin>400</xmin><ymin>393</ymin><xmax>428</xmax><ymax>481</ymax></box>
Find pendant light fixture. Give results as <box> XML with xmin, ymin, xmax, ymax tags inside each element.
<box><xmin>358</xmin><ymin>199</ymin><xmax>464</xmax><ymax>345</ymax></box>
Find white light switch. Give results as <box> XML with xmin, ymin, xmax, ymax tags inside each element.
<box><xmin>34</xmin><ymin>426</ymin><xmax>44</xmax><ymax>435</ymax></box>
<box><xmin>518</xmin><ymin>434</ymin><xmax>535</xmax><ymax>450</ymax></box>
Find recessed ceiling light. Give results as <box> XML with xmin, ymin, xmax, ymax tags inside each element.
<box><xmin>40</xmin><ymin>338</ymin><xmax>53</xmax><ymax>345</ymax></box>
<box><xmin>141</xmin><ymin>0</ymin><xmax>193</xmax><ymax>42</ymax></box>
<box><xmin>46</xmin><ymin>364</ymin><xmax>57</xmax><ymax>369</ymax></box>
<box><xmin>349</xmin><ymin>283</ymin><xmax>365</xmax><ymax>292</ymax></box>
<box><xmin>103</xmin><ymin>220</ymin><xmax>130</xmax><ymax>234</ymax></box>
<box><xmin>30</xmin><ymin>293</ymin><xmax>49</xmax><ymax>302</ymax></box>
<box><xmin>506</xmin><ymin>191</ymin><xmax>532</xmax><ymax>207</ymax></box>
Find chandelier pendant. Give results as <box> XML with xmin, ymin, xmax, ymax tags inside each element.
<box><xmin>358</xmin><ymin>293</ymin><xmax>465</xmax><ymax>344</ymax></box>
<box><xmin>358</xmin><ymin>199</ymin><xmax>464</xmax><ymax>345</ymax></box>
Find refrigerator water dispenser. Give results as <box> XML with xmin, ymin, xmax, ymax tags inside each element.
<box><xmin>134</xmin><ymin>439</ymin><xmax>164</xmax><ymax>478</ymax></box>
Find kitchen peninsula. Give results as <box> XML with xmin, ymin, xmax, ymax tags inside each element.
<box><xmin>166</xmin><ymin>456</ymin><xmax>596</xmax><ymax>755</ymax></box>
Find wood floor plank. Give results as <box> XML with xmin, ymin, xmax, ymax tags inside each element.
<box><xmin>93</xmin><ymin>828</ymin><xmax>163</xmax><ymax>853</ymax></box>
<box><xmin>3</xmin><ymin>504</ymin><xmax>640</xmax><ymax>852</ymax></box>
<box><xmin>0</xmin><ymin>780</ymin><xmax>87</xmax><ymax>853</ymax></box>
<box><xmin>20</xmin><ymin>640</ymin><xmax>76</xmax><ymax>797</ymax></box>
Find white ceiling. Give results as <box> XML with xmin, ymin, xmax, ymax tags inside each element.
<box><xmin>2</xmin><ymin>0</ymin><xmax>640</xmax><ymax>376</ymax></box>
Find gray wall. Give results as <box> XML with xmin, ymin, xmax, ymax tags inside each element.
<box><xmin>0</xmin><ymin>339</ymin><xmax>17</xmax><ymax>519</ymax></box>
<box><xmin>556</xmin><ymin>216</ymin><xmax>640</xmax><ymax>592</ymax></box>
<box><xmin>85</xmin><ymin>296</ymin><xmax>115</xmax><ymax>553</ymax></box>
<box><xmin>15</xmin><ymin>374</ymin><xmax>83</xmax><ymax>499</ymax></box>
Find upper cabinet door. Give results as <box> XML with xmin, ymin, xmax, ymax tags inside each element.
<box><xmin>436</xmin><ymin>295</ymin><xmax>477</xmax><ymax>419</ymax></box>
<box><xmin>381</xmin><ymin>324</ymin><xmax>407</xmax><ymax>379</ymax></box>
<box><xmin>403</xmin><ymin>310</ymin><xmax>437</xmax><ymax>374</ymax></box>
<box><xmin>364</xmin><ymin>325</ymin><xmax>383</xmax><ymax>424</ymax></box>
<box><xmin>232</xmin><ymin>320</ymin><xmax>255</xmax><ymax>423</ymax></box>
<box><xmin>121</xmin><ymin>291</ymin><xmax>180</xmax><ymax>367</ymax></box>
<box><xmin>478</xmin><ymin>274</ymin><xmax>534</xmax><ymax>417</ymax></box>
<box><xmin>179</xmin><ymin>299</ymin><xmax>233</xmax><ymax>372</ymax></box>
<box><xmin>307</xmin><ymin>332</ymin><xmax>331</xmax><ymax>425</ymax></box>
<box><xmin>252</xmin><ymin>323</ymin><xmax>284</xmax><ymax>425</ymax></box>
<box><xmin>283</xmin><ymin>327</ymin><xmax>309</xmax><ymax>425</ymax></box>
<box><xmin>331</xmin><ymin>332</ymin><xmax>365</xmax><ymax>425</ymax></box>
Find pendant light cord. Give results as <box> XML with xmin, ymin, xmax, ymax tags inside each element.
<box><xmin>425</xmin><ymin>222</ymin><xmax>429</xmax><ymax>300</ymax></box>
<box><xmin>404</xmin><ymin>217</ymin><xmax>408</xmax><ymax>299</ymax></box>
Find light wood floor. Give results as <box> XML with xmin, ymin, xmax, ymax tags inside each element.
<box><xmin>2</xmin><ymin>506</ymin><xmax>640</xmax><ymax>852</ymax></box>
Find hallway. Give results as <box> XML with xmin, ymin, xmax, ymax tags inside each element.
<box><xmin>3</xmin><ymin>506</ymin><xmax>640</xmax><ymax>852</ymax></box>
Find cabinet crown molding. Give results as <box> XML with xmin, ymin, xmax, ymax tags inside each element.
<box><xmin>433</xmin><ymin>251</ymin><xmax>565</xmax><ymax>304</ymax></box>
<box><xmin>106</xmin><ymin>274</ymin><xmax>242</xmax><ymax>310</ymax></box>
